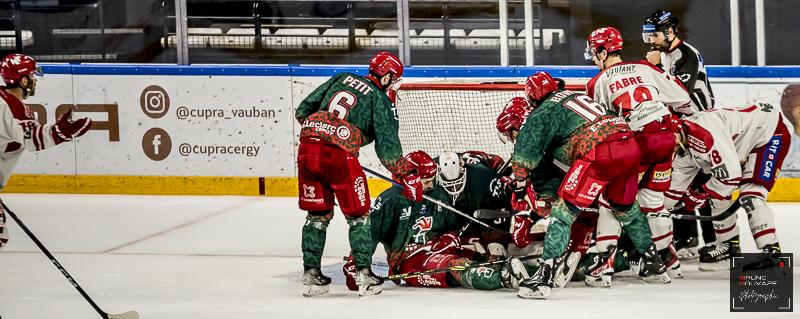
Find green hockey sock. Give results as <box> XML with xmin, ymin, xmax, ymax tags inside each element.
<box><xmin>617</xmin><ymin>204</ymin><xmax>654</xmax><ymax>253</ymax></box>
<box><xmin>346</xmin><ymin>215</ymin><xmax>373</xmax><ymax>269</ymax></box>
<box><xmin>302</xmin><ymin>212</ymin><xmax>332</xmax><ymax>269</ymax></box>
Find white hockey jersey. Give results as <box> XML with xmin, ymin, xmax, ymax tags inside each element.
<box><xmin>586</xmin><ymin>61</ymin><xmax>692</xmax><ymax>131</ymax></box>
<box><xmin>0</xmin><ymin>88</ymin><xmax>60</xmax><ymax>190</ymax></box>
<box><xmin>680</xmin><ymin>104</ymin><xmax>783</xmax><ymax>199</ymax></box>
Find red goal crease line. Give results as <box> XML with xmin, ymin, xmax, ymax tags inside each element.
<box><xmin>400</xmin><ymin>83</ymin><xmax>586</xmax><ymax>91</ymax></box>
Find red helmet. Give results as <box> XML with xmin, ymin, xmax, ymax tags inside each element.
<box><xmin>496</xmin><ymin>97</ymin><xmax>531</xmax><ymax>143</ymax></box>
<box><xmin>405</xmin><ymin>150</ymin><xmax>437</xmax><ymax>179</ymax></box>
<box><xmin>587</xmin><ymin>27</ymin><xmax>624</xmax><ymax>54</ymax></box>
<box><xmin>525</xmin><ymin>71</ymin><xmax>559</xmax><ymax>104</ymax></box>
<box><xmin>369</xmin><ymin>51</ymin><xmax>403</xmax><ymax>80</ymax></box>
<box><xmin>1</xmin><ymin>53</ymin><xmax>41</xmax><ymax>86</ymax></box>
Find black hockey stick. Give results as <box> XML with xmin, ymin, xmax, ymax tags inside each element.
<box><xmin>361</xmin><ymin>165</ymin><xmax>508</xmax><ymax>233</ymax></box>
<box><xmin>382</xmin><ymin>253</ymin><xmax>541</xmax><ymax>281</ymax></box>
<box><xmin>1</xmin><ymin>201</ymin><xmax>139</xmax><ymax>319</ymax></box>
<box><xmin>646</xmin><ymin>201</ymin><xmax>741</xmax><ymax>222</ymax></box>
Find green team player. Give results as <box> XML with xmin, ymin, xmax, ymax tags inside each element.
<box><xmin>496</xmin><ymin>71</ymin><xmax>667</xmax><ymax>299</ymax></box>
<box><xmin>295</xmin><ymin>52</ymin><xmax>425</xmax><ymax>297</ymax></box>
<box><xmin>343</xmin><ymin>151</ymin><xmax>530</xmax><ymax>291</ymax></box>
<box><xmin>495</xmin><ymin>97</ymin><xmax>597</xmax><ymax>289</ymax></box>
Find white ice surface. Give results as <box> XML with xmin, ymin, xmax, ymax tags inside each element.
<box><xmin>0</xmin><ymin>194</ymin><xmax>797</xmax><ymax>319</ymax></box>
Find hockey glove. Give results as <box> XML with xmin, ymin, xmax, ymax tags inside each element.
<box><xmin>511</xmin><ymin>212</ymin><xmax>535</xmax><ymax>248</ymax></box>
<box><xmin>53</xmin><ymin>108</ymin><xmax>92</xmax><ymax>144</ymax></box>
<box><xmin>400</xmin><ymin>173</ymin><xmax>423</xmax><ymax>202</ymax></box>
<box><xmin>461</xmin><ymin>150</ymin><xmax>505</xmax><ymax>171</ymax></box>
<box><xmin>343</xmin><ymin>255</ymin><xmax>359</xmax><ymax>291</ymax></box>
<box><xmin>510</xmin><ymin>179</ymin><xmax>540</xmax><ymax>215</ymax></box>
<box><xmin>429</xmin><ymin>232</ymin><xmax>461</xmax><ymax>255</ymax></box>
<box><xmin>681</xmin><ymin>188</ymin><xmax>710</xmax><ymax>212</ymax></box>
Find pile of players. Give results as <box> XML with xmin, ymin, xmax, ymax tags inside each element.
<box><xmin>294</xmin><ymin>9</ymin><xmax>795</xmax><ymax>299</ymax></box>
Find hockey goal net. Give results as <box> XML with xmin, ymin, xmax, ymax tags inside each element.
<box><xmin>396</xmin><ymin>81</ymin><xmax>585</xmax><ymax>159</ymax></box>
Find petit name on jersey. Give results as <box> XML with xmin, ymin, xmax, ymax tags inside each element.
<box><xmin>342</xmin><ymin>76</ymin><xmax>374</xmax><ymax>96</ymax></box>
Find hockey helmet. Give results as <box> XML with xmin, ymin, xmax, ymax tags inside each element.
<box><xmin>405</xmin><ymin>150</ymin><xmax>437</xmax><ymax>180</ymax></box>
<box><xmin>525</xmin><ymin>71</ymin><xmax>560</xmax><ymax>105</ymax></box>
<box><xmin>437</xmin><ymin>152</ymin><xmax>467</xmax><ymax>202</ymax></box>
<box><xmin>368</xmin><ymin>51</ymin><xmax>403</xmax><ymax>91</ymax></box>
<box><xmin>1</xmin><ymin>53</ymin><xmax>42</xmax><ymax>98</ymax></box>
<box><xmin>585</xmin><ymin>27</ymin><xmax>624</xmax><ymax>60</ymax></box>
<box><xmin>496</xmin><ymin>96</ymin><xmax>531</xmax><ymax>143</ymax></box>
<box><xmin>642</xmin><ymin>10</ymin><xmax>679</xmax><ymax>43</ymax></box>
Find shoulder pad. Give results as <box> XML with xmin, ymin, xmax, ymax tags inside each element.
<box><xmin>683</xmin><ymin>120</ymin><xmax>714</xmax><ymax>153</ymax></box>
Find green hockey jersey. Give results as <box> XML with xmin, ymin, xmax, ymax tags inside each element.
<box><xmin>511</xmin><ymin>90</ymin><xmax>630</xmax><ymax>179</ymax></box>
<box><xmin>296</xmin><ymin>72</ymin><xmax>409</xmax><ymax>175</ymax></box>
<box><xmin>369</xmin><ymin>186</ymin><xmax>463</xmax><ymax>268</ymax></box>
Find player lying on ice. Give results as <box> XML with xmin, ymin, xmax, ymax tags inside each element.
<box><xmin>343</xmin><ymin>151</ymin><xmax>530</xmax><ymax>291</ymax></box>
<box><xmin>498</xmin><ymin>71</ymin><xmax>670</xmax><ymax>299</ymax></box>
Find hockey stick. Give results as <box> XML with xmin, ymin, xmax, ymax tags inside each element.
<box><xmin>646</xmin><ymin>201</ymin><xmax>741</xmax><ymax>222</ymax></box>
<box><xmin>1</xmin><ymin>201</ymin><xmax>139</xmax><ymax>319</ymax></box>
<box><xmin>361</xmin><ymin>165</ymin><xmax>508</xmax><ymax>233</ymax></box>
<box><xmin>382</xmin><ymin>253</ymin><xmax>541</xmax><ymax>281</ymax></box>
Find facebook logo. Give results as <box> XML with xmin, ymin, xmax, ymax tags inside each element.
<box><xmin>142</xmin><ymin>128</ymin><xmax>172</xmax><ymax>161</ymax></box>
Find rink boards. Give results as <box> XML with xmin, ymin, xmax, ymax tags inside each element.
<box><xmin>4</xmin><ymin>64</ymin><xmax>800</xmax><ymax>200</ymax></box>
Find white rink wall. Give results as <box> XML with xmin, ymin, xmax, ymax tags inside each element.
<box><xmin>15</xmin><ymin>65</ymin><xmax>800</xmax><ymax>180</ymax></box>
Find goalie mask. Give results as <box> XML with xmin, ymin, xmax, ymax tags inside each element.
<box><xmin>437</xmin><ymin>152</ymin><xmax>467</xmax><ymax>203</ymax></box>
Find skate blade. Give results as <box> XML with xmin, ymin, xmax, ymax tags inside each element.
<box><xmin>517</xmin><ymin>286</ymin><xmax>550</xmax><ymax>299</ymax></box>
<box><xmin>640</xmin><ymin>272</ymin><xmax>671</xmax><ymax>284</ymax></box>
<box><xmin>302</xmin><ymin>283</ymin><xmax>330</xmax><ymax>297</ymax></box>
<box><xmin>698</xmin><ymin>261</ymin><xmax>730</xmax><ymax>272</ymax></box>
<box><xmin>358</xmin><ymin>285</ymin><xmax>383</xmax><ymax>297</ymax></box>
<box><xmin>584</xmin><ymin>276</ymin><xmax>612</xmax><ymax>288</ymax></box>
<box><xmin>553</xmin><ymin>252</ymin><xmax>581</xmax><ymax>288</ymax></box>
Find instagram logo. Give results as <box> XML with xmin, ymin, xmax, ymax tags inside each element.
<box><xmin>142</xmin><ymin>127</ymin><xmax>172</xmax><ymax>161</ymax></box>
<box><xmin>140</xmin><ymin>85</ymin><xmax>170</xmax><ymax>119</ymax></box>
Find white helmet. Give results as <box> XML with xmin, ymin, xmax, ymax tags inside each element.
<box><xmin>437</xmin><ymin>152</ymin><xmax>467</xmax><ymax>203</ymax></box>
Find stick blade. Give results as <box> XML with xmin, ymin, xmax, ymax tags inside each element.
<box><xmin>108</xmin><ymin>310</ymin><xmax>139</xmax><ymax>319</ymax></box>
<box><xmin>473</xmin><ymin>209</ymin><xmax>512</xmax><ymax>219</ymax></box>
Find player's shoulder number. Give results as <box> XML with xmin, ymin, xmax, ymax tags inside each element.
<box><xmin>563</xmin><ymin>94</ymin><xmax>605</xmax><ymax>121</ymax></box>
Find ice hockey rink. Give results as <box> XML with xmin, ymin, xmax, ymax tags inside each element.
<box><xmin>0</xmin><ymin>194</ymin><xmax>796</xmax><ymax>319</ymax></box>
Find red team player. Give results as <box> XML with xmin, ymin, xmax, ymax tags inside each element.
<box><xmin>294</xmin><ymin>52</ymin><xmax>423</xmax><ymax>297</ymax></box>
<box><xmin>0</xmin><ymin>54</ymin><xmax>92</xmax><ymax>248</ymax></box>
<box><xmin>665</xmin><ymin>105</ymin><xmax>790</xmax><ymax>270</ymax></box>
<box><xmin>585</xmin><ymin>27</ymin><xmax>691</xmax><ymax>278</ymax></box>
